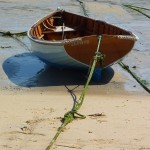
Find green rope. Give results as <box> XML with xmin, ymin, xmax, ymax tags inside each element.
<box><xmin>0</xmin><ymin>31</ymin><xmax>27</xmax><ymax>36</ymax></box>
<box><xmin>77</xmin><ymin>0</ymin><xmax>89</xmax><ymax>17</ymax></box>
<box><xmin>119</xmin><ymin>62</ymin><xmax>150</xmax><ymax>93</ymax></box>
<box><xmin>0</xmin><ymin>31</ymin><xmax>30</xmax><ymax>51</ymax></box>
<box><xmin>123</xmin><ymin>4</ymin><xmax>150</xmax><ymax>19</ymax></box>
<box><xmin>12</xmin><ymin>35</ymin><xmax>31</xmax><ymax>51</ymax></box>
<box><xmin>124</xmin><ymin>4</ymin><xmax>150</xmax><ymax>11</ymax></box>
<box><xmin>74</xmin><ymin>36</ymin><xmax>104</xmax><ymax>111</ymax></box>
<box><xmin>75</xmin><ymin>0</ymin><xmax>149</xmax><ymax>94</ymax></box>
<box><xmin>121</xmin><ymin>4</ymin><xmax>150</xmax><ymax>94</ymax></box>
<box><xmin>45</xmin><ymin>36</ymin><xmax>104</xmax><ymax>150</ymax></box>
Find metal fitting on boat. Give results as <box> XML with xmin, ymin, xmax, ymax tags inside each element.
<box><xmin>57</xmin><ymin>7</ymin><xmax>61</xmax><ymax>10</ymax></box>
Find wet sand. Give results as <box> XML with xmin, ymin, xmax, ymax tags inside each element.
<box><xmin>0</xmin><ymin>0</ymin><xmax>150</xmax><ymax>150</ymax></box>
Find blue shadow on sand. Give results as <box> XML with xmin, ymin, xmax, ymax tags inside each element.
<box><xmin>3</xmin><ymin>53</ymin><xmax>114</xmax><ymax>87</ymax></box>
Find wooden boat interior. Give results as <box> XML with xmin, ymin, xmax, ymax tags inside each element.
<box><xmin>30</xmin><ymin>10</ymin><xmax>133</xmax><ymax>41</ymax></box>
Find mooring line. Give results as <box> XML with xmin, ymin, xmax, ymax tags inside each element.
<box><xmin>123</xmin><ymin>4</ymin><xmax>150</xmax><ymax>19</ymax></box>
<box><xmin>119</xmin><ymin>62</ymin><xmax>150</xmax><ymax>93</ymax></box>
<box><xmin>0</xmin><ymin>31</ymin><xmax>30</xmax><ymax>52</ymax></box>
<box><xmin>0</xmin><ymin>3</ymin><xmax>149</xmax><ymax>150</ymax></box>
<box><xmin>75</xmin><ymin>1</ymin><xmax>150</xmax><ymax>93</ymax></box>
<box><xmin>45</xmin><ymin>36</ymin><xmax>104</xmax><ymax>150</ymax></box>
<box><xmin>122</xmin><ymin>4</ymin><xmax>150</xmax><ymax>93</ymax></box>
<box><xmin>13</xmin><ymin>36</ymin><xmax>31</xmax><ymax>52</ymax></box>
<box><xmin>77</xmin><ymin>0</ymin><xmax>89</xmax><ymax>17</ymax></box>
<box><xmin>0</xmin><ymin>31</ymin><xmax>27</xmax><ymax>36</ymax></box>
<box><xmin>124</xmin><ymin>4</ymin><xmax>150</xmax><ymax>11</ymax></box>
<box><xmin>64</xmin><ymin>85</ymin><xmax>78</xmax><ymax>109</ymax></box>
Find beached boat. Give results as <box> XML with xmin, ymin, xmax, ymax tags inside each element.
<box><xmin>28</xmin><ymin>9</ymin><xmax>138</xmax><ymax>69</ymax></box>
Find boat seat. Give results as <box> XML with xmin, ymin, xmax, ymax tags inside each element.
<box><xmin>42</xmin><ymin>26</ymin><xmax>74</xmax><ymax>34</ymax></box>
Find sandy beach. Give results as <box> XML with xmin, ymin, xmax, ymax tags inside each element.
<box><xmin>0</xmin><ymin>0</ymin><xmax>150</xmax><ymax>150</ymax></box>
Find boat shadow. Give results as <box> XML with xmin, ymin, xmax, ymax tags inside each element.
<box><xmin>3</xmin><ymin>53</ymin><xmax>114</xmax><ymax>87</ymax></box>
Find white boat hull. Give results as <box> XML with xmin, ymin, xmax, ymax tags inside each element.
<box><xmin>29</xmin><ymin>39</ymin><xmax>88</xmax><ymax>69</ymax></box>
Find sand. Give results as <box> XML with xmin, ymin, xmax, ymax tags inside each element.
<box><xmin>0</xmin><ymin>90</ymin><xmax>150</xmax><ymax>150</ymax></box>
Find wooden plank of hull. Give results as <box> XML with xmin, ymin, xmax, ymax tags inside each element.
<box><xmin>64</xmin><ymin>35</ymin><xmax>135</xmax><ymax>68</ymax></box>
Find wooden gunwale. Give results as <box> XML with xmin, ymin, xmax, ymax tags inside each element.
<box><xmin>27</xmin><ymin>10</ymin><xmax>138</xmax><ymax>68</ymax></box>
<box><xmin>28</xmin><ymin>10</ymin><xmax>136</xmax><ymax>42</ymax></box>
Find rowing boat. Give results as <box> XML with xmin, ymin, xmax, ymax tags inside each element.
<box><xmin>28</xmin><ymin>9</ymin><xmax>138</xmax><ymax>69</ymax></box>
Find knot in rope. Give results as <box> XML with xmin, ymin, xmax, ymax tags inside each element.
<box><xmin>62</xmin><ymin>109</ymin><xmax>85</xmax><ymax>126</ymax></box>
<box><xmin>63</xmin><ymin>111</ymin><xmax>74</xmax><ymax>124</ymax></box>
<box><xmin>94</xmin><ymin>51</ymin><xmax>105</xmax><ymax>67</ymax></box>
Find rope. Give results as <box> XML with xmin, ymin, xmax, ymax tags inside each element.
<box><xmin>45</xmin><ymin>3</ymin><xmax>103</xmax><ymax>149</ymax></box>
<box><xmin>121</xmin><ymin>4</ymin><xmax>150</xmax><ymax>93</ymax></box>
<box><xmin>0</xmin><ymin>31</ymin><xmax>27</xmax><ymax>36</ymax></box>
<box><xmin>124</xmin><ymin>4</ymin><xmax>150</xmax><ymax>11</ymax></box>
<box><xmin>45</xmin><ymin>36</ymin><xmax>104</xmax><ymax>150</ymax></box>
<box><xmin>123</xmin><ymin>4</ymin><xmax>150</xmax><ymax>19</ymax></box>
<box><xmin>73</xmin><ymin>36</ymin><xmax>104</xmax><ymax>111</ymax></box>
<box><xmin>77</xmin><ymin>0</ymin><xmax>89</xmax><ymax>17</ymax></box>
<box><xmin>0</xmin><ymin>31</ymin><xmax>30</xmax><ymax>52</ymax></box>
<box><xmin>75</xmin><ymin>0</ymin><xmax>150</xmax><ymax>93</ymax></box>
<box><xmin>64</xmin><ymin>85</ymin><xmax>79</xmax><ymax>110</ymax></box>
<box><xmin>119</xmin><ymin>62</ymin><xmax>150</xmax><ymax>93</ymax></box>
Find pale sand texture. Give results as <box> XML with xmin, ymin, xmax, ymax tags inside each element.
<box><xmin>0</xmin><ymin>91</ymin><xmax>150</xmax><ymax>150</ymax></box>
